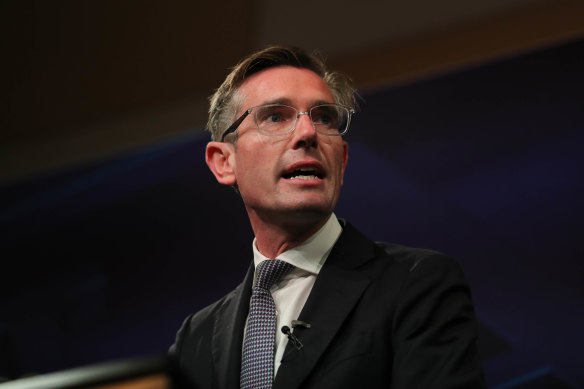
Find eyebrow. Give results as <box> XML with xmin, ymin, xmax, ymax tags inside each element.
<box><xmin>257</xmin><ymin>97</ymin><xmax>334</xmax><ymax>108</ymax></box>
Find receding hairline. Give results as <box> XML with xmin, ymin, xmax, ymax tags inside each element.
<box><xmin>235</xmin><ymin>66</ymin><xmax>336</xmax><ymax>108</ymax></box>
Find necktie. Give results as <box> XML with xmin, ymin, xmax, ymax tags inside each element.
<box><xmin>241</xmin><ymin>259</ymin><xmax>294</xmax><ymax>389</ymax></box>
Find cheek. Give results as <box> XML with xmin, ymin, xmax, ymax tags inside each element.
<box><xmin>330</xmin><ymin>144</ymin><xmax>348</xmax><ymax>175</ymax></box>
<box><xmin>234</xmin><ymin>148</ymin><xmax>272</xmax><ymax>185</ymax></box>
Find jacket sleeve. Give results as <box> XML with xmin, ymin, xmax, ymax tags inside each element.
<box><xmin>390</xmin><ymin>254</ymin><xmax>486</xmax><ymax>389</ymax></box>
<box><xmin>168</xmin><ymin>309</ymin><xmax>215</xmax><ymax>389</ymax></box>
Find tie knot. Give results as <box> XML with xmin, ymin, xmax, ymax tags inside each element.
<box><xmin>255</xmin><ymin>259</ymin><xmax>294</xmax><ymax>290</ymax></box>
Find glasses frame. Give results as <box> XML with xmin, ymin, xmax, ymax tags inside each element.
<box><xmin>219</xmin><ymin>103</ymin><xmax>355</xmax><ymax>142</ymax></box>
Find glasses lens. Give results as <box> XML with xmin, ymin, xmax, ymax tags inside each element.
<box><xmin>311</xmin><ymin>104</ymin><xmax>349</xmax><ymax>135</ymax></box>
<box><xmin>254</xmin><ymin>105</ymin><xmax>297</xmax><ymax>135</ymax></box>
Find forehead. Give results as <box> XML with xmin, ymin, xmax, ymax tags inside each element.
<box><xmin>238</xmin><ymin>66</ymin><xmax>334</xmax><ymax>108</ymax></box>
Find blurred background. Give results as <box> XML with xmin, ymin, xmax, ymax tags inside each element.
<box><xmin>1</xmin><ymin>1</ymin><xmax>583</xmax><ymax>387</ymax></box>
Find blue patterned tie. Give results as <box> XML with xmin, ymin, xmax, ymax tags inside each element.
<box><xmin>241</xmin><ymin>259</ymin><xmax>295</xmax><ymax>389</ymax></box>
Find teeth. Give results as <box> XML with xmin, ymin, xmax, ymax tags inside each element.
<box><xmin>284</xmin><ymin>168</ymin><xmax>322</xmax><ymax>179</ymax></box>
<box><xmin>290</xmin><ymin>174</ymin><xmax>318</xmax><ymax>180</ymax></box>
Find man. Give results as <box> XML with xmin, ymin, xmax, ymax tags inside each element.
<box><xmin>170</xmin><ymin>45</ymin><xmax>485</xmax><ymax>388</ymax></box>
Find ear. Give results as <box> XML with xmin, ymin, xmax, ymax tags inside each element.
<box><xmin>206</xmin><ymin>141</ymin><xmax>237</xmax><ymax>186</ymax></box>
<box><xmin>340</xmin><ymin>141</ymin><xmax>349</xmax><ymax>185</ymax></box>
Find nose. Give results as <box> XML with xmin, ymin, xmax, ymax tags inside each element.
<box><xmin>292</xmin><ymin>112</ymin><xmax>318</xmax><ymax>148</ymax></box>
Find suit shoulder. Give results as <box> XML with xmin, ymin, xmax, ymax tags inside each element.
<box><xmin>373</xmin><ymin>241</ymin><xmax>464</xmax><ymax>277</ymax></box>
<box><xmin>170</xmin><ymin>287</ymin><xmax>239</xmax><ymax>356</ymax></box>
<box><xmin>181</xmin><ymin>287</ymin><xmax>239</xmax><ymax>333</ymax></box>
<box><xmin>338</xmin><ymin>220</ymin><xmax>462</xmax><ymax>275</ymax></box>
<box><xmin>374</xmin><ymin>241</ymin><xmax>445</xmax><ymax>259</ymax></box>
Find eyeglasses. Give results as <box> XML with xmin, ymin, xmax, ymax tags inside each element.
<box><xmin>220</xmin><ymin>103</ymin><xmax>355</xmax><ymax>142</ymax></box>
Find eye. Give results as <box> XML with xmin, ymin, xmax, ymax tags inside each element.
<box><xmin>268</xmin><ymin>113</ymin><xmax>282</xmax><ymax>123</ymax></box>
<box><xmin>317</xmin><ymin>114</ymin><xmax>332</xmax><ymax>125</ymax></box>
<box><xmin>256</xmin><ymin>105</ymin><xmax>294</xmax><ymax>125</ymax></box>
<box><xmin>311</xmin><ymin>106</ymin><xmax>339</xmax><ymax>127</ymax></box>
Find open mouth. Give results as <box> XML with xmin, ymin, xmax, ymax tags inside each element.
<box><xmin>282</xmin><ymin>168</ymin><xmax>324</xmax><ymax>180</ymax></box>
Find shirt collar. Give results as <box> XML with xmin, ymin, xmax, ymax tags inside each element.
<box><xmin>252</xmin><ymin>213</ymin><xmax>342</xmax><ymax>275</ymax></box>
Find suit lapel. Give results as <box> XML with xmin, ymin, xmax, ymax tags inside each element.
<box><xmin>273</xmin><ymin>222</ymin><xmax>376</xmax><ymax>389</ymax></box>
<box><xmin>212</xmin><ymin>263</ymin><xmax>254</xmax><ymax>389</ymax></box>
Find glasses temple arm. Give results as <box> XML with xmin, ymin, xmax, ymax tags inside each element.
<box><xmin>220</xmin><ymin>109</ymin><xmax>252</xmax><ymax>142</ymax></box>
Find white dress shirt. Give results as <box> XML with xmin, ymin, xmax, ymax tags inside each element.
<box><xmin>248</xmin><ymin>213</ymin><xmax>343</xmax><ymax>376</ymax></box>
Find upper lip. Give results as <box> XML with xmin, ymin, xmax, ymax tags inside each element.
<box><xmin>281</xmin><ymin>160</ymin><xmax>325</xmax><ymax>179</ymax></box>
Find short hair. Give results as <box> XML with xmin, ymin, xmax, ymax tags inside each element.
<box><xmin>207</xmin><ymin>45</ymin><xmax>356</xmax><ymax>142</ymax></box>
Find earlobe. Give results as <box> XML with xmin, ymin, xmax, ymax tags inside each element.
<box><xmin>206</xmin><ymin>142</ymin><xmax>237</xmax><ymax>186</ymax></box>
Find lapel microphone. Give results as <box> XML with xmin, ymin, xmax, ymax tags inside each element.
<box><xmin>281</xmin><ymin>326</ymin><xmax>304</xmax><ymax>350</ymax></box>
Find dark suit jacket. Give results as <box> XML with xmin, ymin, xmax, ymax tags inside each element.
<box><xmin>170</xmin><ymin>220</ymin><xmax>485</xmax><ymax>388</ymax></box>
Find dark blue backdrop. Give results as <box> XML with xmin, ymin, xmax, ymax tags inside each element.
<box><xmin>1</xmin><ymin>39</ymin><xmax>583</xmax><ymax>388</ymax></box>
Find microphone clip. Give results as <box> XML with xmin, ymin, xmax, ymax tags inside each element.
<box><xmin>291</xmin><ymin>320</ymin><xmax>311</xmax><ymax>329</ymax></box>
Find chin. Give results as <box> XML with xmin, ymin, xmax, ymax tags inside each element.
<box><xmin>280</xmin><ymin>202</ymin><xmax>334</xmax><ymax>220</ymax></box>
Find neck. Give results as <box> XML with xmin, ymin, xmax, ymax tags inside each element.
<box><xmin>248</xmin><ymin>211</ymin><xmax>332</xmax><ymax>258</ymax></box>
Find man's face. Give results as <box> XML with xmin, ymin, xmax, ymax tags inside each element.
<box><xmin>226</xmin><ymin>66</ymin><xmax>348</xmax><ymax>224</ymax></box>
